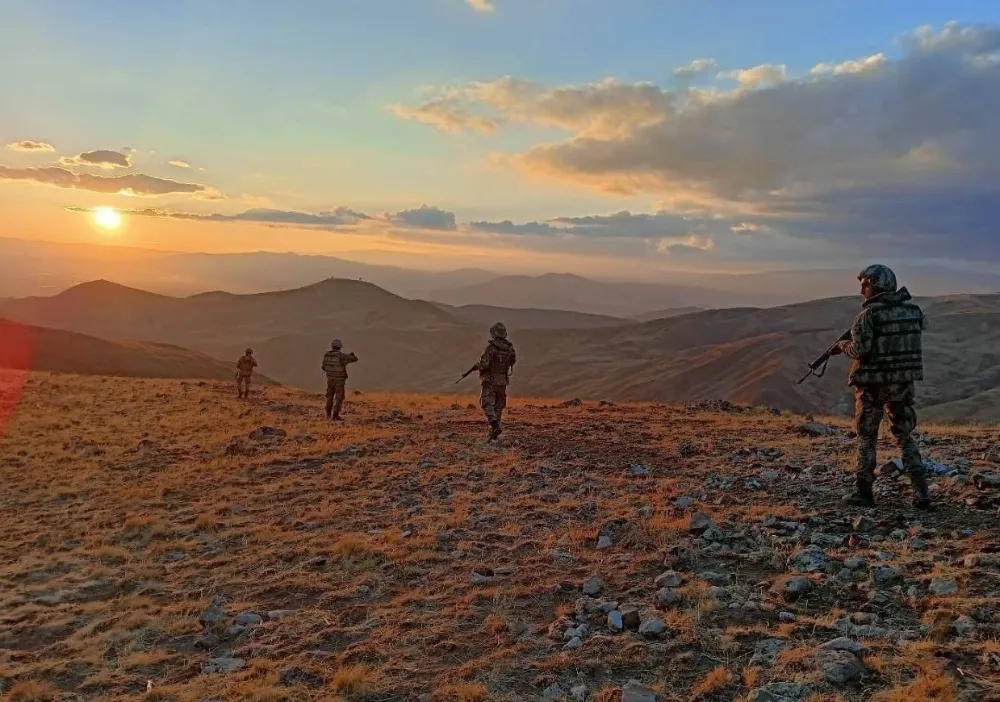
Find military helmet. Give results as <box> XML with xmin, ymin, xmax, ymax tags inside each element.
<box><xmin>490</xmin><ymin>322</ymin><xmax>507</xmax><ymax>339</ymax></box>
<box><xmin>857</xmin><ymin>264</ymin><xmax>897</xmax><ymax>293</ymax></box>
<box><xmin>245</xmin><ymin>348</ymin><xmax>253</xmax><ymax>355</ymax></box>
<box><xmin>330</xmin><ymin>338</ymin><xmax>343</xmax><ymax>349</ymax></box>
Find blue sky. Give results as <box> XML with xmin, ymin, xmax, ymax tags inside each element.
<box><xmin>3</xmin><ymin>1</ymin><xmax>1000</xmax><ymax>275</ymax></box>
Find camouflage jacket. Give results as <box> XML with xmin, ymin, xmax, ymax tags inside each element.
<box><xmin>477</xmin><ymin>338</ymin><xmax>516</xmax><ymax>386</ymax></box>
<box><xmin>321</xmin><ymin>350</ymin><xmax>358</xmax><ymax>380</ymax></box>
<box><xmin>236</xmin><ymin>355</ymin><xmax>257</xmax><ymax>376</ymax></box>
<box><xmin>837</xmin><ymin>287</ymin><xmax>925</xmax><ymax>386</ymax></box>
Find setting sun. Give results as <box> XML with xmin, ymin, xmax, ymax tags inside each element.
<box><xmin>93</xmin><ymin>207</ymin><xmax>122</xmax><ymax>231</ymax></box>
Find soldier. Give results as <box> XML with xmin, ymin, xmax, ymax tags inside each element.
<box><xmin>235</xmin><ymin>348</ymin><xmax>257</xmax><ymax>399</ymax></box>
<box><xmin>321</xmin><ymin>339</ymin><xmax>358</xmax><ymax>421</ymax></box>
<box><xmin>829</xmin><ymin>264</ymin><xmax>931</xmax><ymax>510</ymax></box>
<box><xmin>475</xmin><ymin>322</ymin><xmax>516</xmax><ymax>441</ymax></box>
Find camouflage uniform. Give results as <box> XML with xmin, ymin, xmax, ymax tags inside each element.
<box><xmin>477</xmin><ymin>323</ymin><xmax>516</xmax><ymax>441</ymax></box>
<box><xmin>236</xmin><ymin>350</ymin><xmax>257</xmax><ymax>398</ymax></box>
<box><xmin>321</xmin><ymin>339</ymin><xmax>358</xmax><ymax>420</ymax></box>
<box><xmin>835</xmin><ymin>264</ymin><xmax>930</xmax><ymax>508</ymax></box>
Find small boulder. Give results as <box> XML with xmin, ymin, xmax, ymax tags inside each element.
<box><xmin>953</xmin><ymin>615</ymin><xmax>977</xmax><ymax>637</ymax></box>
<box><xmin>689</xmin><ymin>512</ymin><xmax>713</xmax><ymax>533</ymax></box>
<box><xmin>620</xmin><ymin>606</ymin><xmax>641</xmax><ymax>631</ymax></box>
<box><xmin>203</xmin><ymin>657</ymin><xmax>247</xmax><ymax>675</ymax></box>
<box><xmin>234</xmin><ymin>612</ymin><xmax>263</xmax><ymax>626</ymax></box>
<box><xmin>570</xmin><ymin>684</ymin><xmax>588</xmax><ymax>701</ymax></box>
<box><xmin>622</xmin><ymin>680</ymin><xmax>659</xmax><ymax>702</ymax></box>
<box><xmin>928</xmin><ymin>577</ymin><xmax>959</xmax><ymax>597</ymax></box>
<box><xmin>582</xmin><ymin>576</ymin><xmax>605</xmax><ymax>596</ymax></box>
<box><xmin>656</xmin><ymin>588</ymin><xmax>681</xmax><ymax>608</ymax></box>
<box><xmin>819</xmin><ymin>637</ymin><xmax>870</xmax><ymax>658</ymax></box>
<box><xmin>873</xmin><ymin>567</ymin><xmax>903</xmax><ymax>587</ymax></box>
<box><xmin>639</xmin><ymin>617</ymin><xmax>668</xmax><ymax>637</ymax></box>
<box><xmin>771</xmin><ymin>577</ymin><xmax>814</xmax><ymax>601</ymax></box>
<box><xmin>818</xmin><ymin>650</ymin><xmax>864</xmax><ymax>685</ymax></box>
<box><xmin>800</xmin><ymin>422</ymin><xmax>835</xmax><ymax>437</ymax></box>
<box><xmin>543</xmin><ymin>683</ymin><xmax>567</xmax><ymax>700</ymax></box>
<box><xmin>748</xmin><ymin>682</ymin><xmax>811</xmax><ymax>702</ymax></box>
<box><xmin>629</xmin><ymin>464</ymin><xmax>650</xmax><ymax>477</ymax></box>
<box><xmin>749</xmin><ymin>638</ymin><xmax>785</xmax><ymax>666</ymax></box>
<box><xmin>654</xmin><ymin>571</ymin><xmax>683</xmax><ymax>588</ymax></box>
<box><xmin>249</xmin><ymin>426</ymin><xmax>286</xmax><ymax>442</ymax></box>
<box><xmin>608</xmin><ymin>611</ymin><xmax>624</xmax><ymax>632</ymax></box>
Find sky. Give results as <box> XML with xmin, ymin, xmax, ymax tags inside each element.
<box><xmin>3</xmin><ymin>0</ymin><xmax>1000</xmax><ymax>278</ymax></box>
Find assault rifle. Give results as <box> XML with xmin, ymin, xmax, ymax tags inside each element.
<box><xmin>796</xmin><ymin>329</ymin><xmax>852</xmax><ymax>384</ymax></box>
<box><xmin>455</xmin><ymin>364</ymin><xmax>479</xmax><ymax>384</ymax></box>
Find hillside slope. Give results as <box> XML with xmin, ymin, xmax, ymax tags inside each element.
<box><xmin>1</xmin><ymin>376</ymin><xmax>998</xmax><ymax>701</ymax></box>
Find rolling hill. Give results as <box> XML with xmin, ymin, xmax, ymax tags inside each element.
<box><xmin>4</xmin><ymin>280</ymin><xmax>1000</xmax><ymax>421</ymax></box>
<box><xmin>432</xmin><ymin>303</ymin><xmax>632</xmax><ymax>330</ymax></box>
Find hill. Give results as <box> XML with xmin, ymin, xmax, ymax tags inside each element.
<box><xmin>433</xmin><ymin>302</ymin><xmax>632</xmax><ymax>330</ymax></box>
<box><xmin>631</xmin><ymin>307</ymin><xmax>705</xmax><ymax>322</ymax></box>
<box><xmin>0</xmin><ymin>318</ymin><xmax>276</xmax><ymax>384</ymax></box>
<box><xmin>1</xmin><ymin>375</ymin><xmax>997</xmax><ymax>701</ymax></box>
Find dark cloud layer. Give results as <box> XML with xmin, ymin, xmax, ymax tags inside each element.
<box><xmin>390</xmin><ymin>205</ymin><xmax>457</xmax><ymax>231</ymax></box>
<box><xmin>59</xmin><ymin>150</ymin><xmax>132</xmax><ymax>169</ymax></box>
<box><xmin>1</xmin><ymin>165</ymin><xmax>220</xmax><ymax>198</ymax></box>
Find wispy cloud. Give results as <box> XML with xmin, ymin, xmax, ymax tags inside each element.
<box><xmin>5</xmin><ymin>140</ymin><xmax>56</xmax><ymax>153</ymax></box>
<box><xmin>391</xmin><ymin>100</ymin><xmax>499</xmax><ymax>134</ymax></box>
<box><xmin>672</xmin><ymin>58</ymin><xmax>718</xmax><ymax>79</ymax></box>
<box><xmin>390</xmin><ymin>204</ymin><xmax>457</xmax><ymax>231</ymax></box>
<box><xmin>58</xmin><ymin>150</ymin><xmax>132</xmax><ymax>170</ymax></box>
<box><xmin>2</xmin><ymin>165</ymin><xmax>221</xmax><ymax>198</ymax></box>
<box><xmin>716</xmin><ymin>63</ymin><xmax>787</xmax><ymax>88</ymax></box>
<box><xmin>167</xmin><ymin>160</ymin><xmax>192</xmax><ymax>169</ymax></box>
<box><xmin>466</xmin><ymin>0</ymin><xmax>495</xmax><ymax>13</ymax></box>
<box><xmin>65</xmin><ymin>206</ymin><xmax>368</xmax><ymax>228</ymax></box>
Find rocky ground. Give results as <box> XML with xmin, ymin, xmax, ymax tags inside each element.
<box><xmin>1</xmin><ymin>374</ymin><xmax>999</xmax><ymax>701</ymax></box>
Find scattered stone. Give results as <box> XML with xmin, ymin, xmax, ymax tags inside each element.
<box><xmin>873</xmin><ymin>567</ymin><xmax>903</xmax><ymax>587</ymax></box>
<box><xmin>772</xmin><ymin>576</ymin><xmax>814</xmax><ymax>601</ymax></box>
<box><xmin>279</xmin><ymin>667</ymin><xmax>325</xmax><ymax>687</ymax></box>
<box><xmin>689</xmin><ymin>512</ymin><xmax>713</xmax><ymax>533</ymax></box>
<box><xmin>639</xmin><ymin>617</ymin><xmax>667</xmax><ymax>637</ymax></box>
<box><xmin>620</xmin><ymin>606</ymin><xmax>641</xmax><ymax>631</ymax></box>
<box><xmin>674</xmin><ymin>496</ymin><xmax>694</xmax><ymax>509</ymax></box>
<box><xmin>543</xmin><ymin>683</ymin><xmax>567</xmax><ymax>700</ymax></box>
<box><xmin>656</xmin><ymin>588</ymin><xmax>680</xmax><ymax>608</ymax></box>
<box><xmin>638</xmin><ymin>506</ymin><xmax>654</xmax><ymax>518</ymax></box>
<box><xmin>747</xmin><ymin>682</ymin><xmax>811</xmax><ymax>702</ymax></box>
<box><xmin>582</xmin><ymin>576</ymin><xmax>605</xmax><ymax>596</ymax></box>
<box><xmin>564</xmin><ymin>636</ymin><xmax>583</xmax><ymax>650</ymax></box>
<box><xmin>820</xmin><ymin>637</ymin><xmax>870</xmax><ymax>657</ymax></box>
<box><xmin>622</xmin><ymin>680</ymin><xmax>659</xmax><ymax>702</ymax></box>
<box><xmin>249</xmin><ymin>426</ymin><xmax>286</xmax><ymax>442</ymax></box>
<box><xmin>790</xmin><ymin>547</ymin><xmax>833</xmax><ymax>574</ymax></box>
<box><xmin>596</xmin><ymin>535</ymin><xmax>613</xmax><ymax>549</ymax></box>
<box><xmin>629</xmin><ymin>464</ymin><xmax>650</xmax><ymax>477</ymax></box>
<box><xmin>750</xmin><ymin>638</ymin><xmax>785</xmax><ymax>666</ymax></box>
<box><xmin>818</xmin><ymin>650</ymin><xmax>864</xmax><ymax>685</ymax></box>
<box><xmin>973</xmin><ymin>471</ymin><xmax>1000</xmax><ymax>489</ymax></box>
<box><xmin>199</xmin><ymin>603</ymin><xmax>228</xmax><ymax>629</ymax></box>
<box><xmin>570</xmin><ymin>684</ymin><xmax>589</xmax><ymax>701</ymax></box>
<box><xmin>850</xmin><ymin>612</ymin><xmax>877</xmax><ymax>625</ymax></box>
<box><xmin>655</xmin><ymin>571</ymin><xmax>683</xmax><ymax>588</ymax></box>
<box><xmin>852</xmin><ymin>515</ymin><xmax>875</xmax><ymax>533</ymax></box>
<box><xmin>599</xmin><ymin>601</ymin><xmax>619</xmax><ymax>613</ymax></box>
<box><xmin>608</xmin><ymin>611</ymin><xmax>624</xmax><ymax>631</ymax></box>
<box><xmin>779</xmin><ymin>611</ymin><xmax>797</xmax><ymax>623</ymax></box>
<box><xmin>235</xmin><ymin>612</ymin><xmax>263</xmax><ymax>626</ymax></box>
<box><xmin>843</xmin><ymin>556</ymin><xmax>867</xmax><ymax>571</ymax></box>
<box><xmin>908</xmin><ymin>537</ymin><xmax>929</xmax><ymax>551</ymax></box>
<box><xmin>203</xmin><ymin>657</ymin><xmax>247</xmax><ymax>674</ymax></box>
<box><xmin>195</xmin><ymin>634</ymin><xmax>220</xmax><ymax>650</ymax></box>
<box><xmin>762</xmin><ymin>471</ymin><xmax>782</xmax><ymax>481</ymax></box>
<box><xmin>964</xmin><ymin>553</ymin><xmax>1000</xmax><ymax>567</ymax></box>
<box><xmin>811</xmin><ymin>532</ymin><xmax>845</xmax><ymax>548</ymax></box>
<box><xmin>800</xmin><ymin>422</ymin><xmax>836</xmax><ymax>437</ymax></box>
<box><xmin>953</xmin><ymin>615</ymin><xmax>977</xmax><ymax>637</ymax></box>
<box><xmin>266</xmin><ymin>609</ymin><xmax>294</xmax><ymax>622</ymax></box>
<box><xmin>928</xmin><ymin>576</ymin><xmax>959</xmax><ymax>596</ymax></box>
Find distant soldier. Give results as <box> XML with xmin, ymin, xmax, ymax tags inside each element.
<box><xmin>321</xmin><ymin>339</ymin><xmax>358</xmax><ymax>421</ymax></box>
<box><xmin>235</xmin><ymin>348</ymin><xmax>257</xmax><ymax>399</ymax></box>
<box><xmin>829</xmin><ymin>264</ymin><xmax>931</xmax><ymax>509</ymax></box>
<box><xmin>475</xmin><ymin>322</ymin><xmax>516</xmax><ymax>441</ymax></box>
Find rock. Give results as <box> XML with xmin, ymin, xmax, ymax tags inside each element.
<box><xmin>964</xmin><ymin>553</ymin><xmax>1000</xmax><ymax>567</ymax></box>
<box><xmin>654</xmin><ymin>571</ymin><xmax>683</xmax><ymax>588</ymax></box>
<box><xmin>622</xmin><ymin>680</ymin><xmax>659</xmax><ymax>702</ymax></box>
<box><xmin>750</xmin><ymin>638</ymin><xmax>785</xmax><ymax>666</ymax></box>
<box><xmin>701</xmin><ymin>525</ymin><xmax>727</xmax><ymax>542</ymax></box>
<box><xmin>249</xmin><ymin>426</ymin><xmax>286</xmax><ymax>441</ymax></box>
<box><xmin>570</xmin><ymin>684</ymin><xmax>589</xmax><ymax>701</ymax></box>
<box><xmin>639</xmin><ymin>617</ymin><xmax>667</xmax><ymax>637</ymax></box>
<box><xmin>543</xmin><ymin>683</ymin><xmax>567</xmax><ymax>700</ymax></box>
<box><xmin>563</xmin><ymin>627</ymin><xmax>580</xmax><ymax>641</ymax></box>
<box><xmin>811</xmin><ymin>532</ymin><xmax>845</xmax><ymax>548</ymax></box>
<box><xmin>772</xmin><ymin>577</ymin><xmax>814</xmax><ymax>601</ymax></box>
<box><xmin>851</xmin><ymin>625</ymin><xmax>890</xmax><ymax>639</ymax></box>
<box><xmin>620</xmin><ymin>606</ymin><xmax>641</xmax><ymax>631</ymax></box>
<box><xmin>790</xmin><ymin>547</ymin><xmax>833</xmax><ymax>574</ymax></box>
<box><xmin>674</xmin><ymin>497</ymin><xmax>694</xmax><ymax>509</ymax></box>
<box><xmin>873</xmin><ymin>567</ymin><xmax>903</xmax><ymax>587</ymax></box>
<box><xmin>564</xmin><ymin>636</ymin><xmax>583</xmax><ymax>650</ymax></box>
<box><xmin>779</xmin><ymin>611</ymin><xmax>797</xmax><ymax>623</ymax></box>
<box><xmin>701</xmin><ymin>571</ymin><xmax>730</xmax><ymax>586</ymax></box>
<box><xmin>599</xmin><ymin>601</ymin><xmax>619</xmax><ymax>613</ymax></box>
<box><xmin>638</xmin><ymin>506</ymin><xmax>654</xmax><ymax>518</ymax></box>
<box><xmin>629</xmin><ymin>464</ymin><xmax>650</xmax><ymax>477</ymax></box>
<box><xmin>818</xmin><ymin>650</ymin><xmax>864</xmax><ymax>685</ymax></box>
<box><xmin>852</xmin><ymin>516</ymin><xmax>875</xmax><ymax>533</ymax></box>
<box><xmin>973</xmin><ymin>471</ymin><xmax>1000</xmax><ymax>489</ymax></box>
<box><xmin>582</xmin><ymin>576</ymin><xmax>605</xmax><ymax>596</ymax></box>
<box><xmin>596</xmin><ymin>535</ymin><xmax>613</xmax><ymax>549</ymax></box>
<box><xmin>267</xmin><ymin>609</ymin><xmax>295</xmax><ymax>621</ymax></box>
<box><xmin>279</xmin><ymin>667</ymin><xmax>325</xmax><ymax>687</ymax></box>
<box><xmin>608</xmin><ymin>611</ymin><xmax>624</xmax><ymax>631</ymax></box>
<box><xmin>203</xmin><ymin>657</ymin><xmax>247</xmax><ymax>674</ymax></box>
<box><xmin>656</xmin><ymin>588</ymin><xmax>681</xmax><ymax>608</ymax></box>
<box><xmin>820</xmin><ymin>637</ymin><xmax>870</xmax><ymax>657</ymax></box>
<box><xmin>199</xmin><ymin>603</ymin><xmax>228</xmax><ymax>629</ymax></box>
<box><xmin>689</xmin><ymin>512</ymin><xmax>713</xmax><ymax>533</ymax></box>
<box><xmin>235</xmin><ymin>612</ymin><xmax>263</xmax><ymax>626</ymax></box>
<box><xmin>850</xmin><ymin>612</ymin><xmax>877</xmax><ymax>625</ymax></box>
<box><xmin>762</xmin><ymin>471</ymin><xmax>781</xmax><ymax>481</ymax></box>
<box><xmin>953</xmin><ymin>615</ymin><xmax>977</xmax><ymax>637</ymax></box>
<box><xmin>194</xmin><ymin>634</ymin><xmax>220</xmax><ymax>649</ymax></box>
<box><xmin>843</xmin><ymin>557</ymin><xmax>868</xmax><ymax>571</ymax></box>
<box><xmin>747</xmin><ymin>682</ymin><xmax>811</xmax><ymax>702</ymax></box>
<box><xmin>800</xmin><ymin>422</ymin><xmax>836</xmax><ymax>437</ymax></box>
<box><xmin>928</xmin><ymin>576</ymin><xmax>959</xmax><ymax>596</ymax></box>
<box><xmin>471</xmin><ymin>572</ymin><xmax>492</xmax><ymax>585</ymax></box>
<box><xmin>909</xmin><ymin>537</ymin><xmax>929</xmax><ymax>551</ymax></box>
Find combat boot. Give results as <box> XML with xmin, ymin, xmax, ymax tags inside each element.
<box><xmin>843</xmin><ymin>477</ymin><xmax>875</xmax><ymax>507</ymax></box>
<box><xmin>331</xmin><ymin>413</ymin><xmax>344</xmax><ymax>422</ymax></box>
<box><xmin>488</xmin><ymin>420</ymin><xmax>502</xmax><ymax>441</ymax></box>
<box><xmin>910</xmin><ymin>472</ymin><xmax>932</xmax><ymax>510</ymax></box>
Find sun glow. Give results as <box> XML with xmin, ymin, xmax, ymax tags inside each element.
<box><xmin>93</xmin><ymin>207</ymin><xmax>122</xmax><ymax>231</ymax></box>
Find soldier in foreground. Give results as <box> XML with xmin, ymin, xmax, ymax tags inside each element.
<box><xmin>471</xmin><ymin>322</ymin><xmax>516</xmax><ymax>441</ymax></box>
<box><xmin>829</xmin><ymin>264</ymin><xmax>931</xmax><ymax>510</ymax></box>
<box><xmin>235</xmin><ymin>348</ymin><xmax>257</xmax><ymax>399</ymax></box>
<box><xmin>321</xmin><ymin>339</ymin><xmax>358</xmax><ymax>421</ymax></box>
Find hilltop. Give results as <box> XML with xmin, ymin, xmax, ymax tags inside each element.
<box><xmin>1</xmin><ymin>375</ymin><xmax>998</xmax><ymax>701</ymax></box>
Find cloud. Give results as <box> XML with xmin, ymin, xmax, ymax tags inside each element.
<box><xmin>673</xmin><ymin>58</ymin><xmax>719</xmax><ymax>79</ymax></box>
<box><xmin>470</xmin><ymin>219</ymin><xmax>561</xmax><ymax>235</ymax></box>
<box><xmin>391</xmin><ymin>100</ymin><xmax>499</xmax><ymax>134</ymax></box>
<box><xmin>730</xmin><ymin>222</ymin><xmax>763</xmax><ymax>234</ymax></box>
<box><xmin>67</xmin><ymin>206</ymin><xmax>371</xmax><ymax>228</ymax></box>
<box><xmin>1</xmin><ymin>165</ymin><xmax>222</xmax><ymax>198</ymax></box>
<box><xmin>5</xmin><ymin>140</ymin><xmax>55</xmax><ymax>153</ymax></box>
<box><xmin>167</xmin><ymin>160</ymin><xmax>192</xmax><ymax>169</ymax></box>
<box><xmin>717</xmin><ymin>63</ymin><xmax>787</xmax><ymax>88</ymax></box>
<box><xmin>59</xmin><ymin>150</ymin><xmax>132</xmax><ymax>170</ymax></box>
<box><xmin>466</xmin><ymin>0</ymin><xmax>495</xmax><ymax>12</ymax></box>
<box><xmin>811</xmin><ymin>53</ymin><xmax>887</xmax><ymax>76</ymax></box>
<box><xmin>655</xmin><ymin>234</ymin><xmax>715</xmax><ymax>255</ymax></box>
<box><xmin>390</xmin><ymin>205</ymin><xmax>457</xmax><ymax>230</ymax></box>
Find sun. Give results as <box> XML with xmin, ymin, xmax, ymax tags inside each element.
<box><xmin>93</xmin><ymin>207</ymin><xmax>122</xmax><ymax>231</ymax></box>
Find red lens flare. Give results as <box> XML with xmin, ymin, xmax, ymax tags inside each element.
<box><xmin>0</xmin><ymin>320</ymin><xmax>36</xmax><ymax>438</ymax></box>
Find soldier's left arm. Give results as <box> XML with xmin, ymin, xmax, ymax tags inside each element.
<box><xmin>837</xmin><ymin>309</ymin><xmax>874</xmax><ymax>360</ymax></box>
<box><xmin>476</xmin><ymin>346</ymin><xmax>491</xmax><ymax>371</ymax></box>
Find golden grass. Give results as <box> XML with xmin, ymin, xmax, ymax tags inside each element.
<box><xmin>691</xmin><ymin>667</ymin><xmax>733</xmax><ymax>699</ymax></box>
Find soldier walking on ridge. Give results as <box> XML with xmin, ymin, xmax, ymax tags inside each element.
<box><xmin>235</xmin><ymin>348</ymin><xmax>257</xmax><ymax>399</ymax></box>
<box><xmin>321</xmin><ymin>339</ymin><xmax>358</xmax><ymax>421</ymax></box>
<box><xmin>829</xmin><ymin>264</ymin><xmax>931</xmax><ymax>510</ymax></box>
<box><xmin>473</xmin><ymin>322</ymin><xmax>516</xmax><ymax>441</ymax></box>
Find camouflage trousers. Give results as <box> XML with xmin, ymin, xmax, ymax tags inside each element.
<box><xmin>236</xmin><ymin>373</ymin><xmax>252</xmax><ymax>396</ymax></box>
<box><xmin>854</xmin><ymin>382</ymin><xmax>923</xmax><ymax>484</ymax></box>
<box><xmin>326</xmin><ymin>378</ymin><xmax>346</xmax><ymax>417</ymax></box>
<box><xmin>481</xmin><ymin>383</ymin><xmax>507</xmax><ymax>424</ymax></box>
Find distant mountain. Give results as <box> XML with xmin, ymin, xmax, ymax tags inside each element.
<box><xmin>0</xmin><ymin>318</ymin><xmax>274</xmax><ymax>383</ymax></box>
<box><xmin>630</xmin><ymin>307</ymin><xmax>704</xmax><ymax>322</ymax></box>
<box><xmin>433</xmin><ymin>303</ymin><xmax>632</xmax><ymax>330</ymax></box>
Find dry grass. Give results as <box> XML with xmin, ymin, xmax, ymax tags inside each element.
<box><xmin>0</xmin><ymin>373</ymin><xmax>994</xmax><ymax>702</ymax></box>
